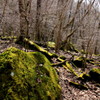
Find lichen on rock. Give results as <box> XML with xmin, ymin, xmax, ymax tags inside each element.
<box><xmin>0</xmin><ymin>47</ymin><xmax>61</xmax><ymax>100</ymax></box>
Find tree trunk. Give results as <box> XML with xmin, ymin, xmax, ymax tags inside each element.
<box><xmin>18</xmin><ymin>0</ymin><xmax>31</xmax><ymax>39</ymax></box>
<box><xmin>35</xmin><ymin>0</ymin><xmax>42</xmax><ymax>41</ymax></box>
<box><xmin>55</xmin><ymin>0</ymin><xmax>64</xmax><ymax>52</ymax></box>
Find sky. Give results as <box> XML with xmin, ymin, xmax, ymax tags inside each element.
<box><xmin>74</xmin><ymin>0</ymin><xmax>100</xmax><ymax>11</ymax></box>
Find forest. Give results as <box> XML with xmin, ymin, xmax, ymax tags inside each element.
<box><xmin>0</xmin><ymin>0</ymin><xmax>100</xmax><ymax>100</ymax></box>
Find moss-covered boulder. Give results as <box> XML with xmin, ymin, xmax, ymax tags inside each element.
<box><xmin>89</xmin><ymin>68</ymin><xmax>100</xmax><ymax>83</ymax></box>
<box><xmin>47</xmin><ymin>42</ymin><xmax>55</xmax><ymax>49</ymax></box>
<box><xmin>0</xmin><ymin>47</ymin><xmax>61</xmax><ymax>100</ymax></box>
<box><xmin>72</xmin><ymin>56</ymin><xmax>87</xmax><ymax>68</ymax></box>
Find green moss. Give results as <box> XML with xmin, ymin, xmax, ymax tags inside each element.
<box><xmin>78</xmin><ymin>73</ymin><xmax>90</xmax><ymax>81</ymax></box>
<box><xmin>57</xmin><ymin>57</ymin><xmax>65</xmax><ymax>62</ymax></box>
<box><xmin>16</xmin><ymin>38</ymin><xmax>58</xmax><ymax>60</ymax></box>
<box><xmin>0</xmin><ymin>47</ymin><xmax>61</xmax><ymax>100</ymax></box>
<box><xmin>64</xmin><ymin>62</ymin><xmax>78</xmax><ymax>77</ymax></box>
<box><xmin>47</xmin><ymin>42</ymin><xmax>55</xmax><ymax>48</ymax></box>
<box><xmin>91</xmin><ymin>68</ymin><xmax>100</xmax><ymax>74</ymax></box>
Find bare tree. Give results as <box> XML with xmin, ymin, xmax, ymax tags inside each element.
<box><xmin>55</xmin><ymin>0</ymin><xmax>70</xmax><ymax>52</ymax></box>
<box><xmin>35</xmin><ymin>0</ymin><xmax>42</xmax><ymax>41</ymax></box>
<box><xmin>0</xmin><ymin>0</ymin><xmax>8</xmax><ymax>36</ymax></box>
<box><xmin>18</xmin><ymin>0</ymin><xmax>32</xmax><ymax>39</ymax></box>
<box><xmin>0</xmin><ymin>0</ymin><xmax>100</xmax><ymax>54</ymax></box>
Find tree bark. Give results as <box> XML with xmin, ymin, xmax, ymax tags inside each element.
<box><xmin>18</xmin><ymin>0</ymin><xmax>31</xmax><ymax>39</ymax></box>
<box><xmin>35</xmin><ymin>0</ymin><xmax>42</xmax><ymax>41</ymax></box>
<box><xmin>55</xmin><ymin>0</ymin><xmax>64</xmax><ymax>53</ymax></box>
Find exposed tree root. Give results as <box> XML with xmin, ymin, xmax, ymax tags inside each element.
<box><xmin>51</xmin><ymin>60</ymin><xmax>67</xmax><ymax>67</ymax></box>
<box><xmin>16</xmin><ymin>38</ymin><xmax>58</xmax><ymax>60</ymax></box>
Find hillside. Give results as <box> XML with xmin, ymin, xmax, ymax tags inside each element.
<box><xmin>0</xmin><ymin>38</ymin><xmax>100</xmax><ymax>100</ymax></box>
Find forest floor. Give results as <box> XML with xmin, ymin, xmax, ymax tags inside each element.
<box><xmin>50</xmin><ymin>50</ymin><xmax>100</xmax><ymax>100</ymax></box>
<box><xmin>0</xmin><ymin>39</ymin><xmax>100</xmax><ymax>100</ymax></box>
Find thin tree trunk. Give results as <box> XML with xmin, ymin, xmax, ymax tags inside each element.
<box><xmin>55</xmin><ymin>0</ymin><xmax>64</xmax><ymax>53</ymax></box>
<box><xmin>35</xmin><ymin>0</ymin><xmax>42</xmax><ymax>41</ymax></box>
<box><xmin>18</xmin><ymin>0</ymin><xmax>31</xmax><ymax>39</ymax></box>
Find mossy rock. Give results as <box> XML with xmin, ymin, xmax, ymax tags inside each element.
<box><xmin>89</xmin><ymin>68</ymin><xmax>100</xmax><ymax>83</ymax></box>
<box><xmin>0</xmin><ymin>47</ymin><xmax>61</xmax><ymax>100</ymax></box>
<box><xmin>72</xmin><ymin>56</ymin><xmax>87</xmax><ymax>68</ymax></box>
<box><xmin>78</xmin><ymin>73</ymin><xmax>91</xmax><ymax>81</ymax></box>
<box><xmin>47</xmin><ymin>42</ymin><xmax>55</xmax><ymax>49</ymax></box>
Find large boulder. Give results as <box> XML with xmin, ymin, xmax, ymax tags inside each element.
<box><xmin>0</xmin><ymin>47</ymin><xmax>61</xmax><ymax>100</ymax></box>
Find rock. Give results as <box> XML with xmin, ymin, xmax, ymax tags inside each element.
<box><xmin>78</xmin><ymin>73</ymin><xmax>91</xmax><ymax>81</ymax></box>
<box><xmin>89</xmin><ymin>68</ymin><xmax>100</xmax><ymax>83</ymax></box>
<box><xmin>72</xmin><ymin>56</ymin><xmax>87</xmax><ymax>68</ymax></box>
<box><xmin>47</xmin><ymin>41</ymin><xmax>55</xmax><ymax>49</ymax></box>
<box><xmin>0</xmin><ymin>47</ymin><xmax>61</xmax><ymax>100</ymax></box>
